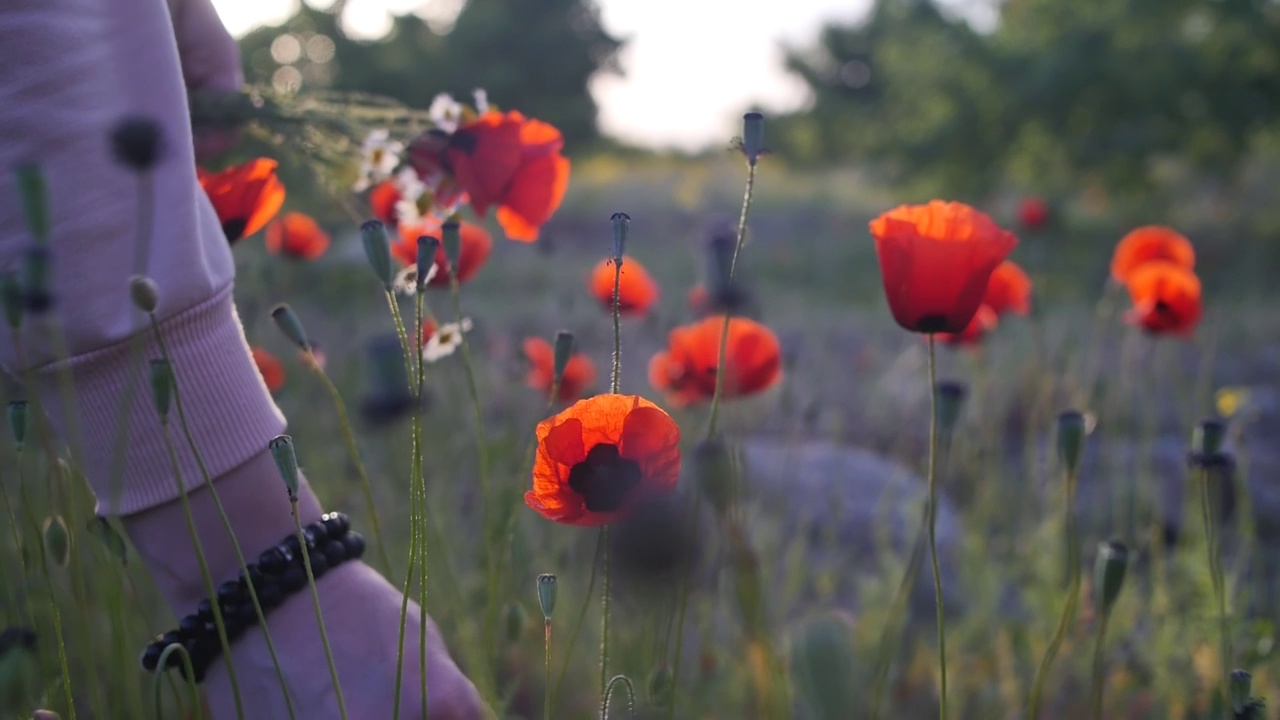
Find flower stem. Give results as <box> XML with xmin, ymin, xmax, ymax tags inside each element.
<box><xmin>868</xmin><ymin>507</ymin><xmax>928</xmax><ymax>720</ymax></box>
<box><xmin>705</xmin><ymin>160</ymin><xmax>757</xmax><ymax>439</ymax></box>
<box><xmin>1027</xmin><ymin>465</ymin><xmax>1081</xmax><ymax>718</ymax></box>
<box><xmin>1089</xmin><ymin>612</ymin><xmax>1112</xmax><ymax>720</ymax></box>
<box><xmin>598</xmin><ymin>524</ymin><xmax>612</xmax><ymax>715</ymax></box>
<box><xmin>552</xmin><ymin>530</ymin><xmax>604</xmax><ymax>708</ymax></box>
<box><xmin>611</xmin><ymin>260</ymin><xmax>622</xmax><ymax>395</ymax></box>
<box><xmin>290</xmin><ymin>500</ymin><xmax>348</xmax><ymax>720</ymax></box>
<box><xmin>414</xmin><ymin>290</ymin><xmax>430</xmax><ymax>720</ymax></box>
<box><xmin>1199</xmin><ymin>467</ymin><xmax>1230</xmax><ymax>715</ymax></box>
<box><xmin>925</xmin><ymin>334</ymin><xmax>947</xmax><ymax>720</ymax></box>
<box><xmin>543</xmin><ymin>619</ymin><xmax>553</xmax><ymax>720</ymax></box>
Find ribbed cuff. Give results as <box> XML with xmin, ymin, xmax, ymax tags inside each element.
<box><xmin>32</xmin><ymin>284</ymin><xmax>286</xmax><ymax>516</ymax></box>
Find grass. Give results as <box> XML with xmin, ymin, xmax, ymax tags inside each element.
<box><xmin>2</xmin><ymin>148</ymin><xmax>1279</xmax><ymax>719</ymax></box>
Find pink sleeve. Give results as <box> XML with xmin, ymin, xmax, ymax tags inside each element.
<box><xmin>0</xmin><ymin>0</ymin><xmax>285</xmax><ymax>515</ymax></box>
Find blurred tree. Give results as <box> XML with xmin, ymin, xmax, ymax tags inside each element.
<box><xmin>774</xmin><ymin>0</ymin><xmax>1280</xmax><ymax>198</ymax></box>
<box><xmin>237</xmin><ymin>0</ymin><xmax>623</xmax><ymax>149</ymax></box>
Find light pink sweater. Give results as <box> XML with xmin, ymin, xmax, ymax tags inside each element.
<box><xmin>0</xmin><ymin>0</ymin><xmax>285</xmax><ymax>515</ymax></box>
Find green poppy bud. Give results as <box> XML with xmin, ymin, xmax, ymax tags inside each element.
<box><xmin>15</xmin><ymin>164</ymin><xmax>49</xmax><ymax>243</ymax></box>
<box><xmin>1057</xmin><ymin>410</ymin><xmax>1087</xmax><ymax>475</ymax></box>
<box><xmin>1093</xmin><ymin>541</ymin><xmax>1129</xmax><ymax>616</ymax></box>
<box><xmin>741</xmin><ymin>112</ymin><xmax>766</xmax><ymax>165</ymax></box>
<box><xmin>268</xmin><ymin>435</ymin><xmax>299</xmax><ymax>500</ymax></box>
<box><xmin>693</xmin><ymin>437</ymin><xmax>736</xmax><ymax>516</ymax></box>
<box><xmin>128</xmin><ymin>275</ymin><xmax>159</xmax><ymax>313</ymax></box>
<box><xmin>7</xmin><ymin>401</ymin><xmax>27</xmax><ymax>448</ymax></box>
<box><xmin>610</xmin><ymin>212</ymin><xmax>630</xmax><ymax>263</ymax></box>
<box><xmin>42</xmin><ymin>516</ymin><xmax>70</xmax><ymax>569</ymax></box>
<box><xmin>360</xmin><ymin>220</ymin><xmax>394</xmax><ymax>290</ymax></box>
<box><xmin>552</xmin><ymin>331</ymin><xmax>575</xmax><ymax>386</ymax></box>
<box><xmin>536</xmin><ymin>573</ymin><xmax>557</xmax><ymax>620</ymax></box>
<box><xmin>270</xmin><ymin>304</ymin><xmax>310</xmax><ymax>350</ymax></box>
<box><xmin>148</xmin><ymin>359</ymin><xmax>173</xmax><ymax>420</ymax></box>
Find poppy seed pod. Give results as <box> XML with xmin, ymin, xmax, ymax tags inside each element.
<box><xmin>22</xmin><ymin>245</ymin><xmax>52</xmax><ymax>314</ymax></box>
<box><xmin>1093</xmin><ymin>541</ymin><xmax>1129</xmax><ymax>615</ymax></box>
<box><xmin>268</xmin><ymin>435</ymin><xmax>299</xmax><ymax>499</ymax></box>
<box><xmin>741</xmin><ymin>112</ymin><xmax>765</xmax><ymax>165</ymax></box>
<box><xmin>788</xmin><ymin>612</ymin><xmax>858</xmax><ymax>720</ymax></box>
<box><xmin>7</xmin><ymin>401</ymin><xmax>27</xmax><ymax>448</ymax></box>
<box><xmin>415</xmin><ymin>236</ymin><xmax>439</xmax><ymax>290</ymax></box>
<box><xmin>1</xmin><ymin>272</ymin><xmax>23</xmax><ymax>330</ymax></box>
<box><xmin>934</xmin><ymin>381</ymin><xmax>967</xmax><ymax>441</ymax></box>
<box><xmin>1230</xmin><ymin>669</ymin><xmax>1252</xmax><ymax>713</ymax></box>
<box><xmin>128</xmin><ymin>275</ymin><xmax>159</xmax><ymax>313</ymax></box>
<box><xmin>109</xmin><ymin>116</ymin><xmax>164</xmax><ymax>171</ymax></box>
<box><xmin>693</xmin><ymin>437</ymin><xmax>736</xmax><ymax>516</ymax></box>
<box><xmin>148</xmin><ymin>359</ymin><xmax>173</xmax><ymax>420</ymax></box>
<box><xmin>647</xmin><ymin>664</ymin><xmax>673</xmax><ymax>704</ymax></box>
<box><xmin>42</xmin><ymin>515</ymin><xmax>70</xmax><ymax>569</ymax></box>
<box><xmin>87</xmin><ymin>516</ymin><xmax>128</xmax><ymax>565</ymax></box>
<box><xmin>270</xmin><ymin>304</ymin><xmax>310</xmax><ymax>350</ymax></box>
<box><xmin>552</xmin><ymin>331</ymin><xmax>575</xmax><ymax>385</ymax></box>
<box><xmin>504</xmin><ymin>602</ymin><xmax>527</xmax><ymax>643</ymax></box>
<box><xmin>15</xmin><ymin>164</ymin><xmax>49</xmax><ymax>243</ymax></box>
<box><xmin>706</xmin><ymin>225</ymin><xmax>740</xmax><ymax>302</ymax></box>
<box><xmin>610</xmin><ymin>212</ymin><xmax>630</xmax><ymax>263</ymax></box>
<box><xmin>1057</xmin><ymin>410</ymin><xmax>1087</xmax><ymax>476</ymax></box>
<box><xmin>536</xmin><ymin>573</ymin><xmax>557</xmax><ymax>619</ymax></box>
<box><xmin>1192</xmin><ymin>418</ymin><xmax>1228</xmax><ymax>459</ymax></box>
<box><xmin>360</xmin><ymin>220</ymin><xmax>394</xmax><ymax>290</ymax></box>
<box><xmin>441</xmin><ymin>220</ymin><xmax>461</xmax><ymax>278</ymax></box>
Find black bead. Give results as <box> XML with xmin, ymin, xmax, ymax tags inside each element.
<box><xmin>282</xmin><ymin>535</ymin><xmax>302</xmax><ymax>557</ymax></box>
<box><xmin>258</xmin><ymin>548</ymin><xmax>287</xmax><ymax>575</ymax></box>
<box><xmin>280</xmin><ymin>564</ymin><xmax>307</xmax><ymax>593</ymax></box>
<box><xmin>140</xmin><ymin>642</ymin><xmax>163</xmax><ymax>672</ymax></box>
<box><xmin>235</xmin><ymin>602</ymin><xmax>259</xmax><ymax>627</ymax></box>
<box><xmin>322</xmin><ymin>539</ymin><xmax>346</xmax><ymax>567</ymax></box>
<box><xmin>160</xmin><ymin>630</ymin><xmax>183</xmax><ymax>649</ymax></box>
<box><xmin>303</xmin><ymin>525</ymin><xmax>324</xmax><ymax>549</ymax></box>
<box><xmin>342</xmin><ymin>532</ymin><xmax>366</xmax><ymax>560</ymax></box>
<box><xmin>259</xmin><ymin>582</ymin><xmax>285</xmax><ymax>609</ymax></box>
<box><xmin>196</xmin><ymin>599</ymin><xmax>214</xmax><ymax>622</ymax></box>
<box><xmin>322</xmin><ymin>512</ymin><xmax>351</xmax><ymax>537</ymax></box>
<box><xmin>222</xmin><ymin>615</ymin><xmax>245</xmax><ymax>642</ymax></box>
<box><xmin>307</xmin><ymin>551</ymin><xmax>329</xmax><ymax>579</ymax></box>
<box><xmin>177</xmin><ymin>615</ymin><xmax>202</xmax><ymax>637</ymax></box>
<box><xmin>240</xmin><ymin>564</ymin><xmax>264</xmax><ymax>591</ymax></box>
<box><xmin>216</xmin><ymin>580</ymin><xmax>244</xmax><ymax>606</ymax></box>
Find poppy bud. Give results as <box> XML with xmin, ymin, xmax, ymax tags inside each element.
<box><xmin>788</xmin><ymin>611</ymin><xmax>857</xmax><ymax>719</ymax></box>
<box><xmin>504</xmin><ymin>601</ymin><xmax>527</xmax><ymax>643</ymax></box>
<box><xmin>268</xmin><ymin>435</ymin><xmax>299</xmax><ymax>500</ymax></box>
<box><xmin>610</xmin><ymin>212</ymin><xmax>630</xmax><ymax>263</ymax></box>
<box><xmin>441</xmin><ymin>220</ymin><xmax>461</xmax><ymax>277</ymax></box>
<box><xmin>42</xmin><ymin>515</ymin><xmax>70</xmax><ymax>569</ymax></box>
<box><xmin>87</xmin><ymin>516</ymin><xmax>128</xmax><ymax>565</ymax></box>
<box><xmin>148</xmin><ymin>359</ymin><xmax>173</xmax><ymax>421</ymax></box>
<box><xmin>552</xmin><ymin>331</ymin><xmax>575</xmax><ymax>387</ymax></box>
<box><xmin>647</xmin><ymin>663</ymin><xmax>673</xmax><ymax>704</ymax></box>
<box><xmin>1057</xmin><ymin>410</ymin><xmax>1087</xmax><ymax>476</ymax></box>
<box><xmin>128</xmin><ymin>275</ymin><xmax>159</xmax><ymax>313</ymax></box>
<box><xmin>1191</xmin><ymin>418</ymin><xmax>1227</xmax><ymax>461</ymax></box>
<box><xmin>22</xmin><ymin>245</ymin><xmax>52</xmax><ymax>314</ymax></box>
<box><xmin>15</xmin><ymin>164</ymin><xmax>49</xmax><ymax>243</ymax></box>
<box><xmin>109</xmin><ymin>116</ymin><xmax>164</xmax><ymax>171</ymax></box>
<box><xmin>415</xmin><ymin>236</ymin><xmax>439</xmax><ymax>291</ymax></box>
<box><xmin>270</xmin><ymin>304</ymin><xmax>310</xmax><ymax>350</ymax></box>
<box><xmin>1093</xmin><ymin>540</ymin><xmax>1128</xmax><ymax>616</ymax></box>
<box><xmin>536</xmin><ymin>573</ymin><xmax>557</xmax><ymax>620</ymax></box>
<box><xmin>0</xmin><ymin>272</ymin><xmax>22</xmax><ymax>330</ymax></box>
<box><xmin>360</xmin><ymin>220</ymin><xmax>394</xmax><ymax>290</ymax></box>
<box><xmin>708</xmin><ymin>227</ymin><xmax>736</xmax><ymax>296</ymax></box>
<box><xmin>7</xmin><ymin>401</ymin><xmax>27</xmax><ymax>448</ymax></box>
<box><xmin>1230</xmin><ymin>669</ymin><xmax>1252</xmax><ymax>713</ymax></box>
<box><xmin>934</xmin><ymin>380</ymin><xmax>967</xmax><ymax>442</ymax></box>
<box><xmin>741</xmin><ymin>112</ymin><xmax>766</xmax><ymax>165</ymax></box>
<box><xmin>693</xmin><ymin>437</ymin><xmax>736</xmax><ymax>516</ymax></box>
<box><xmin>367</xmin><ymin>333</ymin><xmax>411</xmax><ymax>398</ymax></box>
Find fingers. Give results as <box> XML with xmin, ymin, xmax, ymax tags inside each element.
<box><xmin>167</xmin><ymin>0</ymin><xmax>242</xmax><ymax>93</ymax></box>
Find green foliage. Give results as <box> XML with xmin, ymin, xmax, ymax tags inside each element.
<box><xmin>237</xmin><ymin>0</ymin><xmax>621</xmax><ymax>148</ymax></box>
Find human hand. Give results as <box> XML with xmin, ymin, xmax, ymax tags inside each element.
<box><xmin>167</xmin><ymin>0</ymin><xmax>244</xmax><ymax>164</ymax></box>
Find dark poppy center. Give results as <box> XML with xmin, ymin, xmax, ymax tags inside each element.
<box><xmin>915</xmin><ymin>314</ymin><xmax>950</xmax><ymax>334</ymax></box>
<box><xmin>222</xmin><ymin>218</ymin><xmax>247</xmax><ymax>244</ymax></box>
<box><xmin>448</xmin><ymin>129</ymin><xmax>478</xmax><ymax>155</ymax></box>
<box><xmin>567</xmin><ymin>443</ymin><xmax>642</xmax><ymax>513</ymax></box>
<box><xmin>1153</xmin><ymin>300</ymin><xmax>1173</xmax><ymax>318</ymax></box>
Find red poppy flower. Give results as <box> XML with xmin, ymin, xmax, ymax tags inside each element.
<box><xmin>1122</xmin><ymin>261</ymin><xmax>1202</xmax><ymax>336</ymax></box>
<box><xmin>265</xmin><ymin>212</ymin><xmax>330</xmax><ymax>261</ymax></box>
<box><xmin>410</xmin><ymin>111</ymin><xmax>570</xmax><ymax>242</ymax></box>
<box><xmin>523</xmin><ymin>336</ymin><xmax>596</xmax><ymax>403</ymax></box>
<box><xmin>526</xmin><ymin>394</ymin><xmax>682</xmax><ymax>526</ymax></box>
<box><xmin>251</xmin><ymin>347</ymin><xmax>285</xmax><ymax>394</ymax></box>
<box><xmin>688</xmin><ymin>285</ymin><xmax>710</xmax><ymax>316</ymax></box>
<box><xmin>1017</xmin><ymin>197</ymin><xmax>1049</xmax><ymax>231</ymax></box>
<box><xmin>394</xmin><ymin>218</ymin><xmax>493</xmax><ymax>286</ymax></box>
<box><xmin>589</xmin><ymin>256</ymin><xmax>659</xmax><ymax>316</ymax></box>
<box><xmin>869</xmin><ymin>200</ymin><xmax>1019</xmax><ymax>334</ymax></box>
<box><xmin>419</xmin><ymin>319</ymin><xmax>437</xmax><ymax>347</ymax></box>
<box><xmin>648</xmin><ymin>315</ymin><xmax>782</xmax><ymax>407</ymax></box>
<box><xmin>369</xmin><ymin>180</ymin><xmax>402</xmax><ymax>226</ymax></box>
<box><xmin>983</xmin><ymin>260</ymin><xmax>1032</xmax><ymax>317</ymax></box>
<box><xmin>938</xmin><ymin>304</ymin><xmax>998</xmax><ymax>346</ymax></box>
<box><xmin>1110</xmin><ymin>226</ymin><xmax>1195</xmax><ymax>284</ymax></box>
<box><xmin>199</xmin><ymin>158</ymin><xmax>286</xmax><ymax>244</ymax></box>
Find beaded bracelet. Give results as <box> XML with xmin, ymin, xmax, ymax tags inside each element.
<box><xmin>139</xmin><ymin>511</ymin><xmax>365</xmax><ymax>682</ymax></box>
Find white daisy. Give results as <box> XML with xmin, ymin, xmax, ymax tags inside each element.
<box><xmin>423</xmin><ymin>317</ymin><xmax>473</xmax><ymax>363</ymax></box>
<box><xmin>393</xmin><ymin>167</ymin><xmax>427</xmax><ymax>225</ymax></box>
<box><xmin>392</xmin><ymin>262</ymin><xmax>440</xmax><ymax>295</ymax></box>
<box><xmin>352</xmin><ymin>129</ymin><xmax>403</xmax><ymax>192</ymax></box>
<box><xmin>472</xmin><ymin>88</ymin><xmax>489</xmax><ymax>115</ymax></box>
<box><xmin>427</xmin><ymin>93</ymin><xmax>463</xmax><ymax>134</ymax></box>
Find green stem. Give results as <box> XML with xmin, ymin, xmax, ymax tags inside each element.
<box><xmin>392</xmin><ymin>518</ymin><xmax>417</xmax><ymax>720</ymax></box>
<box><xmin>1027</xmin><ymin>468</ymin><xmax>1081</xmax><ymax>718</ymax></box>
<box><xmin>160</xmin><ymin>423</ymin><xmax>245</xmax><ymax>719</ymax></box>
<box><xmin>1090</xmin><ymin>612</ymin><xmax>1112</xmax><ymax>720</ymax></box>
<box><xmin>925</xmin><ymin>335</ymin><xmax>947</xmax><ymax>720</ymax></box>
<box><xmin>705</xmin><ymin>160</ymin><xmax>757</xmax><ymax>439</ymax></box>
<box><xmin>664</xmin><ymin>493</ymin><xmax>702</xmax><ymax>720</ymax></box>
<box><xmin>552</xmin><ymin>530</ymin><xmax>605</xmax><ymax>709</ymax></box>
<box><xmin>1199</xmin><ymin>467</ymin><xmax>1230</xmax><ymax>716</ymax></box>
<box><xmin>598</xmin><ymin>525</ymin><xmax>612</xmax><ymax>714</ymax></box>
<box><xmin>611</xmin><ymin>260</ymin><xmax>622</xmax><ymax>393</ymax></box>
<box><xmin>290</xmin><ymin>500</ymin><xmax>348</xmax><ymax>720</ymax></box>
<box><xmin>544</xmin><ymin>620</ymin><xmax>553</xmax><ymax>720</ymax></box>
<box><xmin>868</xmin><ymin>507</ymin><xmax>929</xmax><ymax>720</ymax></box>
<box><xmin>305</xmin><ymin>352</ymin><xmax>395</xmax><ymax>579</ymax></box>
<box><xmin>23</xmin><ymin>452</ymin><xmax>76</xmax><ymax>720</ymax></box>
<box><xmin>414</xmin><ymin>290</ymin><xmax>429</xmax><ymax>720</ymax></box>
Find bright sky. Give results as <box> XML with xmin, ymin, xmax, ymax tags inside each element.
<box><xmin>209</xmin><ymin>0</ymin><xmax>991</xmax><ymax>149</ymax></box>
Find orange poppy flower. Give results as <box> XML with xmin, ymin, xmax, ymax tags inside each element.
<box><xmin>394</xmin><ymin>218</ymin><xmax>493</xmax><ymax>286</ymax></box>
<box><xmin>1110</xmin><ymin>226</ymin><xmax>1195</xmax><ymax>284</ymax></box>
<box><xmin>589</xmin><ymin>256</ymin><xmax>659</xmax><ymax>316</ymax></box>
<box><xmin>523</xmin><ymin>336</ymin><xmax>596</xmax><ymax>403</ymax></box>
<box><xmin>869</xmin><ymin>200</ymin><xmax>1019</xmax><ymax>334</ymax></box>
<box><xmin>1122</xmin><ymin>261</ymin><xmax>1202</xmax><ymax>336</ymax></box>
<box><xmin>983</xmin><ymin>260</ymin><xmax>1032</xmax><ymax>317</ymax></box>
<box><xmin>526</xmin><ymin>394</ymin><xmax>681</xmax><ymax>526</ymax></box>
<box><xmin>251</xmin><ymin>347</ymin><xmax>285</xmax><ymax>394</ymax></box>
<box><xmin>369</xmin><ymin>180</ymin><xmax>402</xmax><ymax>226</ymax></box>
<box><xmin>938</xmin><ymin>304</ymin><xmax>998</xmax><ymax>346</ymax></box>
<box><xmin>420</xmin><ymin>319</ymin><xmax>437</xmax><ymax>347</ymax></box>
<box><xmin>412</xmin><ymin>111</ymin><xmax>570</xmax><ymax>242</ymax></box>
<box><xmin>199</xmin><ymin>158</ymin><xmax>286</xmax><ymax>244</ymax></box>
<box><xmin>265</xmin><ymin>212</ymin><xmax>330</xmax><ymax>261</ymax></box>
<box><xmin>648</xmin><ymin>315</ymin><xmax>782</xmax><ymax>406</ymax></box>
<box><xmin>688</xmin><ymin>285</ymin><xmax>709</xmax><ymax>315</ymax></box>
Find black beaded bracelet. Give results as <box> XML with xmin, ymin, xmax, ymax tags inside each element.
<box><xmin>139</xmin><ymin>512</ymin><xmax>365</xmax><ymax>682</ymax></box>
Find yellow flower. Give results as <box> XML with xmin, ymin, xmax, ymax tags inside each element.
<box><xmin>1215</xmin><ymin>386</ymin><xmax>1251</xmax><ymax>418</ymax></box>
